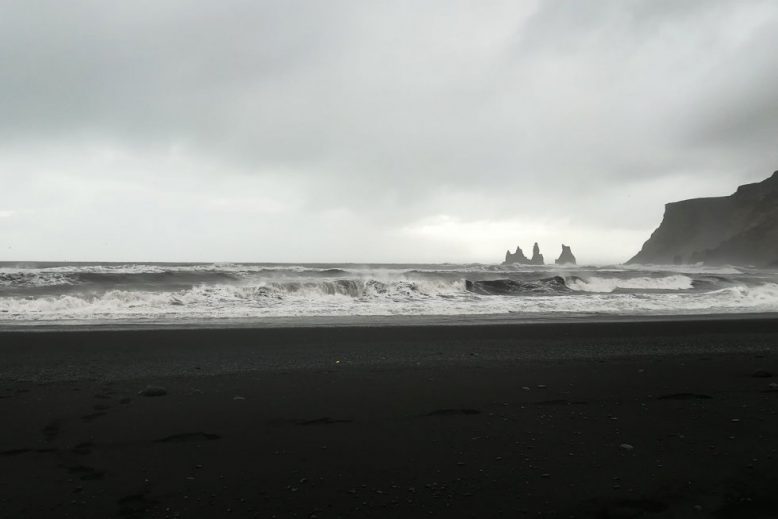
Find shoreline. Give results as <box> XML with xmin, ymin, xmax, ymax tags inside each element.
<box><xmin>2</xmin><ymin>310</ymin><xmax>778</xmax><ymax>333</ymax></box>
<box><xmin>2</xmin><ymin>316</ymin><xmax>778</xmax><ymax>383</ymax></box>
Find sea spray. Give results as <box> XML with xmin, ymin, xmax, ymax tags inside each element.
<box><xmin>0</xmin><ymin>262</ymin><xmax>776</xmax><ymax>323</ymax></box>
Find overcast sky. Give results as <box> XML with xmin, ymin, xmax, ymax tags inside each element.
<box><xmin>1</xmin><ymin>0</ymin><xmax>777</xmax><ymax>264</ymax></box>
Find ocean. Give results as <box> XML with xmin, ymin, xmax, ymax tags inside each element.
<box><xmin>1</xmin><ymin>261</ymin><xmax>777</xmax><ymax>326</ymax></box>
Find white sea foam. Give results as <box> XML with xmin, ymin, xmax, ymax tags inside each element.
<box><xmin>567</xmin><ymin>275</ymin><xmax>695</xmax><ymax>293</ymax></box>
<box><xmin>1</xmin><ymin>262</ymin><xmax>777</xmax><ymax>323</ymax></box>
<box><xmin>2</xmin><ymin>279</ymin><xmax>778</xmax><ymax>322</ymax></box>
<box><xmin>614</xmin><ymin>263</ymin><xmax>744</xmax><ymax>275</ymax></box>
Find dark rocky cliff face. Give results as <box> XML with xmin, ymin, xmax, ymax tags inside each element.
<box><xmin>628</xmin><ymin>171</ymin><xmax>778</xmax><ymax>266</ymax></box>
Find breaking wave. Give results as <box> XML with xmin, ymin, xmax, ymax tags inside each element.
<box><xmin>465</xmin><ymin>277</ymin><xmax>570</xmax><ymax>295</ymax></box>
<box><xmin>1</xmin><ymin>262</ymin><xmax>778</xmax><ymax>323</ymax></box>
<box><xmin>566</xmin><ymin>275</ymin><xmax>695</xmax><ymax>293</ymax></box>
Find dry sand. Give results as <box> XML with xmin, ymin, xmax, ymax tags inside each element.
<box><xmin>1</xmin><ymin>318</ymin><xmax>778</xmax><ymax>518</ymax></box>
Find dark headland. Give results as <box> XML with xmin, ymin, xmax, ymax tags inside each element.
<box><xmin>629</xmin><ymin>170</ymin><xmax>778</xmax><ymax>266</ymax></box>
<box><xmin>2</xmin><ymin>318</ymin><xmax>778</xmax><ymax>518</ymax></box>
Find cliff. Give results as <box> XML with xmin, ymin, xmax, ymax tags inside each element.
<box><xmin>628</xmin><ymin>171</ymin><xmax>778</xmax><ymax>266</ymax></box>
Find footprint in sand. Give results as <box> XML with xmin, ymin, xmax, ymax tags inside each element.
<box><xmin>81</xmin><ymin>411</ymin><xmax>107</xmax><ymax>422</ymax></box>
<box><xmin>155</xmin><ymin>432</ymin><xmax>221</xmax><ymax>443</ymax></box>
<box><xmin>592</xmin><ymin>497</ymin><xmax>668</xmax><ymax>516</ymax></box>
<box><xmin>72</xmin><ymin>442</ymin><xmax>94</xmax><ymax>455</ymax></box>
<box><xmin>534</xmin><ymin>399</ymin><xmax>589</xmax><ymax>406</ymax></box>
<box><xmin>117</xmin><ymin>493</ymin><xmax>158</xmax><ymax>517</ymax></box>
<box><xmin>42</xmin><ymin>420</ymin><xmax>60</xmax><ymax>442</ymax></box>
<box><xmin>65</xmin><ymin>464</ymin><xmax>105</xmax><ymax>481</ymax></box>
<box><xmin>297</xmin><ymin>417</ymin><xmax>354</xmax><ymax>426</ymax></box>
<box><xmin>656</xmin><ymin>393</ymin><xmax>712</xmax><ymax>400</ymax></box>
<box><xmin>426</xmin><ymin>408</ymin><xmax>481</xmax><ymax>416</ymax></box>
<box><xmin>1</xmin><ymin>448</ymin><xmax>33</xmax><ymax>456</ymax></box>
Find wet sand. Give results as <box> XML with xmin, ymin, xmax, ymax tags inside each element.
<box><xmin>1</xmin><ymin>318</ymin><xmax>778</xmax><ymax>518</ymax></box>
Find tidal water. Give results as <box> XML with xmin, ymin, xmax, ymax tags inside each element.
<box><xmin>1</xmin><ymin>262</ymin><xmax>777</xmax><ymax>326</ymax></box>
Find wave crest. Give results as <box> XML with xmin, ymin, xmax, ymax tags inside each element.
<box><xmin>465</xmin><ymin>277</ymin><xmax>569</xmax><ymax>295</ymax></box>
<box><xmin>2</xmin><ymin>262</ymin><xmax>778</xmax><ymax>323</ymax></box>
<box><xmin>567</xmin><ymin>275</ymin><xmax>694</xmax><ymax>293</ymax></box>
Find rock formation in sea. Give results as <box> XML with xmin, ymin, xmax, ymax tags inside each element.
<box><xmin>504</xmin><ymin>245</ymin><xmax>530</xmax><ymax>265</ymax></box>
<box><xmin>555</xmin><ymin>245</ymin><xmax>576</xmax><ymax>265</ymax></box>
<box><xmin>628</xmin><ymin>170</ymin><xmax>778</xmax><ymax>266</ymax></box>
<box><xmin>503</xmin><ymin>242</ymin><xmax>546</xmax><ymax>265</ymax></box>
<box><xmin>530</xmin><ymin>242</ymin><xmax>544</xmax><ymax>265</ymax></box>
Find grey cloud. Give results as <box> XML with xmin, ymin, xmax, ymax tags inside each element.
<box><xmin>1</xmin><ymin>0</ymin><xmax>777</xmax><ymax>261</ymax></box>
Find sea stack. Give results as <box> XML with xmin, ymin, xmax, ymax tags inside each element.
<box><xmin>530</xmin><ymin>242</ymin><xmax>544</xmax><ymax>265</ymax></box>
<box><xmin>504</xmin><ymin>246</ymin><xmax>531</xmax><ymax>265</ymax></box>
<box><xmin>555</xmin><ymin>245</ymin><xmax>576</xmax><ymax>265</ymax></box>
<box><xmin>503</xmin><ymin>242</ymin><xmax>546</xmax><ymax>265</ymax></box>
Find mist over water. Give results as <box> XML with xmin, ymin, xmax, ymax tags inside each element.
<box><xmin>1</xmin><ymin>262</ymin><xmax>777</xmax><ymax>325</ymax></box>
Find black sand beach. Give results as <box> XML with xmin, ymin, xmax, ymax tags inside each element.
<box><xmin>2</xmin><ymin>318</ymin><xmax>778</xmax><ymax>518</ymax></box>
